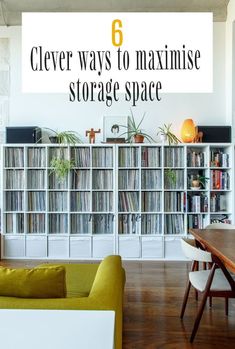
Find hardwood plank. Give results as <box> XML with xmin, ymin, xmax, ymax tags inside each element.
<box><xmin>1</xmin><ymin>259</ymin><xmax>235</xmax><ymax>348</ymax></box>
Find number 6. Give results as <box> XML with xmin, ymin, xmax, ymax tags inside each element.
<box><xmin>112</xmin><ymin>19</ymin><xmax>123</xmax><ymax>47</ymax></box>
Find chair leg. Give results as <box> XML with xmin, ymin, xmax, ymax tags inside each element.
<box><xmin>190</xmin><ymin>291</ymin><xmax>208</xmax><ymax>343</ymax></box>
<box><xmin>194</xmin><ymin>261</ymin><xmax>199</xmax><ymax>301</ymax></box>
<box><xmin>180</xmin><ymin>280</ymin><xmax>191</xmax><ymax>319</ymax></box>
<box><xmin>225</xmin><ymin>298</ymin><xmax>229</xmax><ymax>316</ymax></box>
<box><xmin>209</xmin><ymin>296</ymin><xmax>212</xmax><ymax>307</ymax></box>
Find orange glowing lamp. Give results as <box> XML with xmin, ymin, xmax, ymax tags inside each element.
<box><xmin>181</xmin><ymin>119</ymin><xmax>196</xmax><ymax>143</ymax></box>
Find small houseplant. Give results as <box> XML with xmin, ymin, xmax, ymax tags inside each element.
<box><xmin>41</xmin><ymin>128</ymin><xmax>82</xmax><ymax>145</ymax></box>
<box><xmin>157</xmin><ymin>124</ymin><xmax>181</xmax><ymax>145</ymax></box>
<box><xmin>165</xmin><ymin>169</ymin><xmax>177</xmax><ymax>189</ymax></box>
<box><xmin>191</xmin><ymin>175</ymin><xmax>209</xmax><ymax>190</ymax></box>
<box><xmin>41</xmin><ymin>129</ymin><xmax>82</xmax><ymax>181</ymax></box>
<box><xmin>119</xmin><ymin>110</ymin><xmax>154</xmax><ymax>143</ymax></box>
<box><xmin>50</xmin><ymin>158</ymin><xmax>75</xmax><ymax>182</ymax></box>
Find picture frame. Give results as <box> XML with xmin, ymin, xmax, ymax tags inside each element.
<box><xmin>103</xmin><ymin>116</ymin><xmax>128</xmax><ymax>143</ymax></box>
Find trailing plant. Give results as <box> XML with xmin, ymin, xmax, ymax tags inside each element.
<box><xmin>41</xmin><ymin>128</ymin><xmax>82</xmax><ymax>145</ymax></box>
<box><xmin>165</xmin><ymin>169</ymin><xmax>177</xmax><ymax>187</ymax></box>
<box><xmin>50</xmin><ymin>158</ymin><xmax>75</xmax><ymax>182</ymax></box>
<box><xmin>119</xmin><ymin>110</ymin><xmax>155</xmax><ymax>143</ymax></box>
<box><xmin>157</xmin><ymin>124</ymin><xmax>181</xmax><ymax>145</ymax></box>
<box><xmin>40</xmin><ymin>128</ymin><xmax>82</xmax><ymax>181</ymax></box>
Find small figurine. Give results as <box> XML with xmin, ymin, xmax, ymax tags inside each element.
<box><xmin>85</xmin><ymin>128</ymin><xmax>101</xmax><ymax>143</ymax></box>
<box><xmin>194</xmin><ymin>127</ymin><xmax>203</xmax><ymax>143</ymax></box>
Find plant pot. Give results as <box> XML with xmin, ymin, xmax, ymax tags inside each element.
<box><xmin>160</xmin><ymin>134</ymin><xmax>167</xmax><ymax>143</ymax></box>
<box><xmin>134</xmin><ymin>134</ymin><xmax>144</xmax><ymax>143</ymax></box>
<box><xmin>49</xmin><ymin>136</ymin><xmax>59</xmax><ymax>144</ymax></box>
<box><xmin>191</xmin><ymin>179</ymin><xmax>201</xmax><ymax>190</ymax></box>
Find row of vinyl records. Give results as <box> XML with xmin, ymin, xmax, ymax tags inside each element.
<box><xmin>49</xmin><ymin>148</ymin><xmax>114</xmax><ymax>168</ymax></box>
<box><xmin>164</xmin><ymin>147</ymin><xmax>184</xmax><ymax>167</ymax></box>
<box><xmin>6</xmin><ymin>212</ymin><xmax>160</xmax><ymax>235</ymax></box>
<box><xmin>141</xmin><ymin>147</ymin><xmax>161</xmax><ymax>167</ymax></box>
<box><xmin>4</xmin><ymin>212</ymin><xmax>232</xmax><ymax>235</ymax></box>
<box><xmin>5</xmin><ymin>147</ymin><xmax>114</xmax><ymax>168</ymax></box>
<box><xmin>210</xmin><ymin>149</ymin><xmax>229</xmax><ymax>167</ymax></box>
<box><xmin>5</xmin><ymin>146</ymin><xmax>230</xmax><ymax>167</ymax></box>
<box><xmin>5</xmin><ymin>147</ymin><xmax>162</xmax><ymax>169</ymax></box>
<box><xmin>164</xmin><ymin>214</ymin><xmax>184</xmax><ymax>234</ymax></box>
<box><xmin>118</xmin><ymin>192</ymin><xmax>162</xmax><ymax>212</ymax></box>
<box><xmin>5</xmin><ymin>168</ymin><xmax>186</xmax><ymax>191</ymax></box>
<box><xmin>187</xmin><ymin>150</ymin><xmax>205</xmax><ymax>167</ymax></box>
<box><xmin>119</xmin><ymin>147</ymin><xmax>185</xmax><ymax>168</ymax></box>
<box><xmin>5</xmin><ymin>191</ymin><xmax>113</xmax><ymax>212</ymax></box>
<box><xmin>5</xmin><ymin>170</ymin><xmax>113</xmax><ymax>190</ymax></box>
<box><xmin>5</xmin><ymin>213</ymin><xmax>115</xmax><ymax>234</ymax></box>
<box><xmin>118</xmin><ymin>214</ymin><xmax>162</xmax><ymax>234</ymax></box>
<box><xmin>119</xmin><ymin>169</ymin><xmax>164</xmax><ymax>190</ymax></box>
<box><xmin>4</xmin><ymin>169</ymin><xmax>230</xmax><ymax>192</ymax></box>
<box><xmin>4</xmin><ymin>191</ymin><xmax>229</xmax><ymax>213</ymax></box>
<box><xmin>70</xmin><ymin>192</ymin><xmax>114</xmax><ymax>212</ymax></box>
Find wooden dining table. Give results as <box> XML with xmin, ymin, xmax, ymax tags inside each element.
<box><xmin>189</xmin><ymin>229</ymin><xmax>235</xmax><ymax>273</ymax></box>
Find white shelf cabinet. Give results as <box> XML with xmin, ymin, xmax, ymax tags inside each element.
<box><xmin>1</xmin><ymin>143</ymin><xmax>234</xmax><ymax>260</ymax></box>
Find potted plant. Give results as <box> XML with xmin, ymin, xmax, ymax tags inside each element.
<box><xmin>41</xmin><ymin>128</ymin><xmax>82</xmax><ymax>145</ymax></box>
<box><xmin>165</xmin><ymin>169</ymin><xmax>177</xmax><ymax>188</ymax></box>
<box><xmin>191</xmin><ymin>175</ymin><xmax>209</xmax><ymax>190</ymax></box>
<box><xmin>50</xmin><ymin>157</ymin><xmax>75</xmax><ymax>182</ymax></box>
<box><xmin>157</xmin><ymin>124</ymin><xmax>181</xmax><ymax>145</ymax></box>
<box><xmin>41</xmin><ymin>129</ymin><xmax>82</xmax><ymax>181</ymax></box>
<box><xmin>119</xmin><ymin>110</ymin><xmax>154</xmax><ymax>143</ymax></box>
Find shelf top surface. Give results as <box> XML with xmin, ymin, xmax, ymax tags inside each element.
<box><xmin>2</xmin><ymin>143</ymin><xmax>234</xmax><ymax>147</ymax></box>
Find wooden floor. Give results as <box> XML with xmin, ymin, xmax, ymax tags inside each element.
<box><xmin>1</xmin><ymin>259</ymin><xmax>235</xmax><ymax>348</ymax></box>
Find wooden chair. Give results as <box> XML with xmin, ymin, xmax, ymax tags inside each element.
<box><xmin>205</xmin><ymin>222</ymin><xmax>235</xmax><ymax>312</ymax></box>
<box><xmin>205</xmin><ymin>222</ymin><xmax>235</xmax><ymax>230</ymax></box>
<box><xmin>180</xmin><ymin>238</ymin><xmax>235</xmax><ymax>343</ymax></box>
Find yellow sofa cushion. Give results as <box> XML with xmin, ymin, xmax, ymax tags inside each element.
<box><xmin>0</xmin><ymin>266</ymin><xmax>66</xmax><ymax>298</ymax></box>
<box><xmin>39</xmin><ymin>263</ymin><xmax>99</xmax><ymax>297</ymax></box>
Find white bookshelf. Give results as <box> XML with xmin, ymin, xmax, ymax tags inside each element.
<box><xmin>1</xmin><ymin>143</ymin><xmax>234</xmax><ymax>260</ymax></box>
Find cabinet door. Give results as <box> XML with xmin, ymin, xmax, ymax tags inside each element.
<box><xmin>92</xmin><ymin>237</ymin><xmax>114</xmax><ymax>258</ymax></box>
<box><xmin>48</xmin><ymin>237</ymin><xmax>69</xmax><ymax>258</ymax></box>
<box><xmin>25</xmin><ymin>236</ymin><xmax>47</xmax><ymax>258</ymax></box>
<box><xmin>118</xmin><ymin>237</ymin><xmax>140</xmax><ymax>258</ymax></box>
<box><xmin>141</xmin><ymin>237</ymin><xmax>163</xmax><ymax>258</ymax></box>
<box><xmin>164</xmin><ymin>237</ymin><xmax>185</xmax><ymax>260</ymax></box>
<box><xmin>70</xmin><ymin>237</ymin><xmax>91</xmax><ymax>258</ymax></box>
<box><xmin>3</xmin><ymin>236</ymin><xmax>25</xmax><ymax>258</ymax></box>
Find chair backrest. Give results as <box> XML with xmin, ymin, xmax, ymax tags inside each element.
<box><xmin>181</xmin><ymin>238</ymin><xmax>212</xmax><ymax>262</ymax></box>
<box><xmin>206</xmin><ymin>223</ymin><xmax>235</xmax><ymax>229</ymax></box>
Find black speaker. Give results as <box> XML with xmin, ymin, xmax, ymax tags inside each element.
<box><xmin>197</xmin><ymin>126</ymin><xmax>231</xmax><ymax>143</ymax></box>
<box><xmin>6</xmin><ymin>127</ymin><xmax>41</xmax><ymax>144</ymax></box>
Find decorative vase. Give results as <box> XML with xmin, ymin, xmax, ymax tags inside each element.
<box><xmin>134</xmin><ymin>134</ymin><xmax>144</xmax><ymax>143</ymax></box>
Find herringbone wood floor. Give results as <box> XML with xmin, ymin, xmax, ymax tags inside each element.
<box><xmin>1</xmin><ymin>259</ymin><xmax>235</xmax><ymax>348</ymax></box>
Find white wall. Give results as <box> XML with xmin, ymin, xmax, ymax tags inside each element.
<box><xmin>226</xmin><ymin>0</ymin><xmax>235</xmax><ymax>140</ymax></box>
<box><xmin>0</xmin><ymin>23</ymin><xmax>227</xmax><ymax>142</ymax></box>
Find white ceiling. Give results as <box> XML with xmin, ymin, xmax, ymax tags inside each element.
<box><xmin>0</xmin><ymin>0</ymin><xmax>230</xmax><ymax>25</ymax></box>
